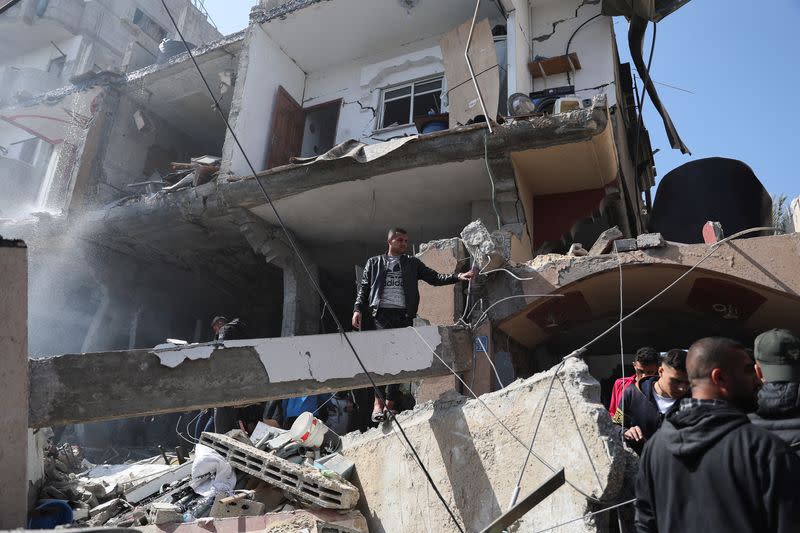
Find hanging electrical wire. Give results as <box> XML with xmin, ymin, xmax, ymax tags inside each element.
<box><xmin>158</xmin><ymin>3</ymin><xmax>464</xmax><ymax>529</ymax></box>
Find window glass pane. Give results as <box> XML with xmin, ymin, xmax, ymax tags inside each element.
<box><xmin>384</xmin><ymin>86</ymin><xmax>411</xmax><ymax>100</ymax></box>
<box><xmin>382</xmin><ymin>97</ymin><xmax>411</xmax><ymax>128</ymax></box>
<box><xmin>415</xmin><ymin>79</ymin><xmax>442</xmax><ymax>94</ymax></box>
<box><xmin>413</xmin><ymin>91</ymin><xmax>441</xmax><ymax>118</ymax></box>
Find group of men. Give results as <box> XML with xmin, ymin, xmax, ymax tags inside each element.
<box><xmin>609</xmin><ymin>330</ymin><xmax>800</xmax><ymax>531</ymax></box>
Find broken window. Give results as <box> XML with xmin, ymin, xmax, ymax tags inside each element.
<box><xmin>378</xmin><ymin>76</ymin><xmax>443</xmax><ymax>129</ymax></box>
<box><xmin>133</xmin><ymin>8</ymin><xmax>167</xmax><ymax>43</ymax></box>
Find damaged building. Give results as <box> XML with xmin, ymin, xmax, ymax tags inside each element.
<box><xmin>2</xmin><ymin>0</ymin><xmax>800</xmax><ymax>531</ymax></box>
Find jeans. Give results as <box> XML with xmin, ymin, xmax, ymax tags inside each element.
<box><xmin>373</xmin><ymin>308</ymin><xmax>412</xmax><ymax>403</ymax></box>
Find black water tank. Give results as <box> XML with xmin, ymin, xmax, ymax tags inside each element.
<box><xmin>649</xmin><ymin>157</ymin><xmax>772</xmax><ymax>244</ymax></box>
<box><xmin>157</xmin><ymin>39</ymin><xmax>195</xmax><ymax>64</ymax></box>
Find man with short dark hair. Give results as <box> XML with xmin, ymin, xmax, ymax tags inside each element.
<box><xmin>750</xmin><ymin>329</ymin><xmax>800</xmax><ymax>451</ymax></box>
<box><xmin>353</xmin><ymin>227</ymin><xmax>474</xmax><ymax>421</ymax></box>
<box><xmin>613</xmin><ymin>348</ymin><xmax>688</xmax><ymax>453</ymax></box>
<box><xmin>635</xmin><ymin>337</ymin><xmax>800</xmax><ymax>533</ymax></box>
<box><xmin>608</xmin><ymin>346</ymin><xmax>660</xmax><ymax>417</ymax></box>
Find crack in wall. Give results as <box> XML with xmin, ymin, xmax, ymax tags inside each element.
<box><xmin>344</xmin><ymin>98</ymin><xmax>377</xmax><ymax>117</ymax></box>
<box><xmin>532</xmin><ymin>0</ymin><xmax>601</xmax><ymax>42</ymax></box>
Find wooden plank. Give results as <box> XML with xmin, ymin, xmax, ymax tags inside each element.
<box><xmin>528</xmin><ymin>53</ymin><xmax>582</xmax><ymax>79</ymax></box>
<box><xmin>28</xmin><ymin>326</ymin><xmax>472</xmax><ymax>428</ymax></box>
<box><xmin>440</xmin><ymin>18</ymin><xmax>498</xmax><ymax>91</ymax></box>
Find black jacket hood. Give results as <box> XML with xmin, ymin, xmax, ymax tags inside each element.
<box><xmin>660</xmin><ymin>404</ymin><xmax>750</xmax><ymax>458</ymax></box>
<box><xmin>755</xmin><ymin>382</ymin><xmax>800</xmax><ymax>418</ymax></box>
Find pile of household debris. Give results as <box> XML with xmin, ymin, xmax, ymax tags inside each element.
<box><xmin>31</xmin><ymin>414</ymin><xmax>367</xmax><ymax>532</ymax></box>
<box><xmin>126</xmin><ymin>156</ymin><xmax>221</xmax><ymax>197</ymax></box>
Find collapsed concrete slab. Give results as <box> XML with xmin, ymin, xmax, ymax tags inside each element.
<box><xmin>341</xmin><ymin>357</ymin><xmax>627</xmax><ymax>533</ymax></box>
<box><xmin>28</xmin><ymin>326</ymin><xmax>472</xmax><ymax>428</ymax></box>
<box><xmin>490</xmin><ymin>233</ymin><xmax>800</xmax><ymax>352</ymax></box>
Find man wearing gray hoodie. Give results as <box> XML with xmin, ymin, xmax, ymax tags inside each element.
<box><xmin>635</xmin><ymin>337</ymin><xmax>800</xmax><ymax>533</ymax></box>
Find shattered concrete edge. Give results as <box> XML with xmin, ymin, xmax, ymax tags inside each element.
<box><xmin>199</xmin><ymin>432</ymin><xmax>360</xmax><ymax>510</ymax></box>
<box><xmin>341</xmin><ymin>357</ymin><xmax>628</xmax><ymax>532</ymax></box>
<box><xmin>251</xmin><ymin>0</ymin><xmax>332</xmax><ymax>23</ymax></box>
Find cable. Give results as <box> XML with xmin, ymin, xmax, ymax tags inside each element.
<box><xmin>409</xmin><ymin>326</ymin><xmax>603</xmax><ymax>504</ymax></box>
<box><xmin>472</xmin><ymin>294</ymin><xmax>565</xmax><ymax>330</ymax></box>
<box><xmin>533</xmin><ymin>498</ymin><xmax>636</xmax><ymax>532</ymax></box>
<box><xmin>159</xmin><ymin>4</ymin><xmax>463</xmax><ymax>530</ymax></box>
<box><xmin>631</xmin><ymin>21</ymin><xmax>656</xmax><ymax>207</ymax></box>
<box><xmin>509</xmin><ymin>361</ymin><xmax>563</xmax><ymax>508</ymax></box>
<box><xmin>479</xmin><ymin>266</ymin><xmax>536</xmax><ymax>281</ymax></box>
<box><xmin>615</xmin><ymin>242</ymin><xmax>626</xmax><ymax>444</ymax></box>
<box><xmin>485</xmin><ymin>132</ymin><xmax>503</xmax><ymax>230</ymax></box>
<box><xmin>566</xmin><ymin>13</ymin><xmax>602</xmax><ymax>85</ymax></box>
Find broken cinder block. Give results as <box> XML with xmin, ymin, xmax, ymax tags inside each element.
<box><xmin>613</xmin><ymin>238</ymin><xmax>638</xmax><ymax>252</ymax></box>
<box><xmin>199</xmin><ymin>432</ymin><xmax>360</xmax><ymax>510</ymax></box>
<box><xmin>210</xmin><ymin>494</ymin><xmax>267</xmax><ymax>518</ymax></box>
<box><xmin>636</xmin><ymin>232</ymin><xmax>666</xmax><ymax>249</ymax></box>
<box><xmin>460</xmin><ymin>220</ymin><xmax>507</xmax><ymax>270</ymax></box>
<box><xmin>588</xmin><ymin>226</ymin><xmax>623</xmax><ymax>255</ymax></box>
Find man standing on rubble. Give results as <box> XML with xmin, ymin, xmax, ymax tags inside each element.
<box><xmin>352</xmin><ymin>227</ymin><xmax>474</xmax><ymax>422</ymax></box>
<box><xmin>635</xmin><ymin>337</ymin><xmax>800</xmax><ymax>532</ymax></box>
<box><xmin>613</xmin><ymin>348</ymin><xmax>688</xmax><ymax>454</ymax></box>
<box><xmin>749</xmin><ymin>329</ymin><xmax>800</xmax><ymax>451</ymax></box>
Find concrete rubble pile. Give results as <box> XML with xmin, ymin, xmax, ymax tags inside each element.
<box><xmin>31</xmin><ymin>421</ymin><xmax>367</xmax><ymax>531</ymax></box>
<box><xmin>341</xmin><ymin>357</ymin><xmax>631</xmax><ymax>532</ymax></box>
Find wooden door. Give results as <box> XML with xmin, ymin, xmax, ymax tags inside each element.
<box><xmin>267</xmin><ymin>86</ymin><xmax>305</xmax><ymax>169</ymax></box>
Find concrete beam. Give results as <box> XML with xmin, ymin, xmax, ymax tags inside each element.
<box><xmin>28</xmin><ymin>326</ymin><xmax>472</xmax><ymax>428</ymax></box>
<box><xmin>0</xmin><ymin>239</ymin><xmax>28</xmax><ymax>528</ymax></box>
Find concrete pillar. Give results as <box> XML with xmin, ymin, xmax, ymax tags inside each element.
<box><xmin>415</xmin><ymin>238</ymin><xmax>467</xmax><ymax>403</ymax></box>
<box><xmin>281</xmin><ymin>257</ymin><xmax>320</xmax><ymax>336</ymax></box>
<box><xmin>230</xmin><ymin>208</ymin><xmax>320</xmax><ymax>336</ymax></box>
<box><xmin>0</xmin><ymin>239</ymin><xmax>28</xmax><ymax>527</ymax></box>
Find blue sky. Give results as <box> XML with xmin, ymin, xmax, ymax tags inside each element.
<box><xmin>204</xmin><ymin>0</ymin><xmax>800</xmax><ymax>200</ymax></box>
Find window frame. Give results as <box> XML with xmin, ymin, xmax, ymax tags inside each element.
<box><xmin>375</xmin><ymin>74</ymin><xmax>444</xmax><ymax>132</ymax></box>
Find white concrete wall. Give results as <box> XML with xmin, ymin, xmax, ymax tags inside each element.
<box><xmin>530</xmin><ymin>0</ymin><xmax>616</xmax><ymax>104</ymax></box>
<box><xmin>303</xmin><ymin>38</ymin><xmax>446</xmax><ymax>144</ymax></box>
<box><xmin>503</xmin><ymin>0</ymin><xmax>534</xmax><ymax>96</ymax></box>
<box><xmin>225</xmin><ymin>25</ymin><xmax>306</xmax><ymax>175</ymax></box>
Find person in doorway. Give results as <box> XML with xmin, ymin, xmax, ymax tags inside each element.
<box><xmin>208</xmin><ymin>316</ymin><xmax>263</xmax><ymax>434</ymax></box>
<box><xmin>607</xmin><ymin>346</ymin><xmax>661</xmax><ymax>417</ymax></box>
<box><xmin>352</xmin><ymin>227</ymin><xmax>474</xmax><ymax>422</ymax></box>
<box><xmin>749</xmin><ymin>328</ymin><xmax>800</xmax><ymax>451</ymax></box>
<box><xmin>211</xmin><ymin>316</ymin><xmax>246</xmax><ymax>341</ymax></box>
<box><xmin>635</xmin><ymin>337</ymin><xmax>800</xmax><ymax>532</ymax></box>
<box><xmin>613</xmin><ymin>348</ymin><xmax>688</xmax><ymax>454</ymax></box>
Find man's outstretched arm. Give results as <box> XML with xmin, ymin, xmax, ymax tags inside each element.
<box><xmin>416</xmin><ymin>258</ymin><xmax>474</xmax><ymax>286</ymax></box>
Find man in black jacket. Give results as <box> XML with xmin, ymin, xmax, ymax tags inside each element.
<box><xmin>635</xmin><ymin>337</ymin><xmax>800</xmax><ymax>533</ymax></box>
<box><xmin>750</xmin><ymin>328</ymin><xmax>800</xmax><ymax>452</ymax></box>
<box><xmin>613</xmin><ymin>348</ymin><xmax>688</xmax><ymax>454</ymax></box>
<box><xmin>352</xmin><ymin>227</ymin><xmax>473</xmax><ymax>421</ymax></box>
